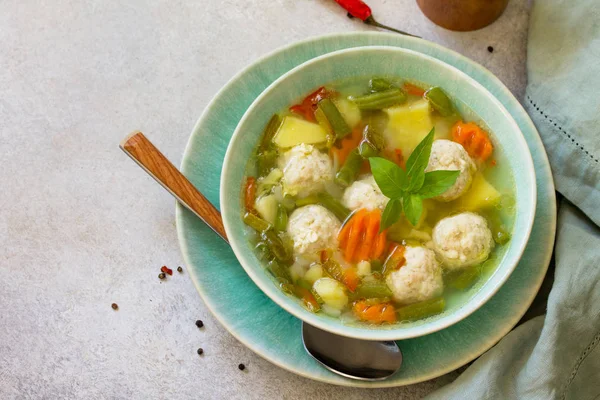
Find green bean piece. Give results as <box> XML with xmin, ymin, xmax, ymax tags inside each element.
<box><xmin>396</xmin><ymin>298</ymin><xmax>446</xmax><ymax>321</ymax></box>
<box><xmin>318</xmin><ymin>99</ymin><xmax>351</xmax><ymax>140</ymax></box>
<box><xmin>370</xmin><ymin>259</ymin><xmax>383</xmax><ymax>273</ymax></box>
<box><xmin>296</xmin><ymin>279</ymin><xmax>313</xmax><ymax>291</ymax></box>
<box><xmin>317</xmin><ymin>192</ymin><xmax>351</xmax><ymax>221</ymax></box>
<box><xmin>256</xmin><ymin>150</ymin><xmax>278</xmax><ymax>176</ymax></box>
<box><xmin>279</xmin><ymin>282</ymin><xmax>295</xmax><ymax>295</ymax></box>
<box><xmin>259</xmin><ymin>114</ymin><xmax>282</xmax><ymax>151</ymax></box>
<box><xmin>274</xmin><ymin>204</ymin><xmax>288</xmax><ymax>231</ymax></box>
<box><xmin>493</xmin><ymin>228</ymin><xmax>512</xmax><ymax>245</ymax></box>
<box><xmin>335</xmin><ymin>149</ymin><xmax>363</xmax><ymax>187</ymax></box>
<box><xmin>323</xmin><ymin>259</ymin><xmax>344</xmax><ymax>282</ymax></box>
<box><xmin>448</xmin><ymin>266</ymin><xmax>481</xmax><ymax>290</ymax></box>
<box><xmin>358</xmin><ymin>124</ymin><xmax>384</xmax><ymax>159</ymax></box>
<box><xmin>369</xmin><ymin>78</ymin><xmax>395</xmax><ymax>92</ymax></box>
<box><xmin>268</xmin><ymin>259</ymin><xmax>291</xmax><ymax>282</ymax></box>
<box><xmin>349</xmin><ymin>89</ymin><xmax>407</xmax><ymax>110</ymax></box>
<box><xmin>314</xmin><ymin>106</ymin><xmax>336</xmax><ymax>148</ymax></box>
<box><xmin>243</xmin><ymin>212</ymin><xmax>271</xmax><ymax>232</ymax></box>
<box><xmin>351</xmin><ymin>280</ymin><xmax>393</xmax><ymax>301</ymax></box>
<box><xmin>311</xmin><ymin>288</ymin><xmax>325</xmax><ymax>304</ymax></box>
<box><xmin>425</xmin><ymin>87</ymin><xmax>454</xmax><ymax>117</ymax></box>
<box><xmin>295</xmin><ymin>195</ymin><xmax>320</xmax><ymax>207</ymax></box>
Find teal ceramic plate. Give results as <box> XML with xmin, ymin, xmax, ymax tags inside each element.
<box><xmin>177</xmin><ymin>32</ymin><xmax>556</xmax><ymax>387</ymax></box>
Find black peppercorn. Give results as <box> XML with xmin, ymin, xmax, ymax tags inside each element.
<box><xmin>487</xmin><ymin>46</ymin><xmax>494</xmax><ymax>53</ymax></box>
<box><xmin>195</xmin><ymin>320</ymin><xmax>204</xmax><ymax>328</ymax></box>
<box><xmin>158</xmin><ymin>272</ymin><xmax>166</xmax><ymax>280</ymax></box>
<box><xmin>197</xmin><ymin>348</ymin><xmax>204</xmax><ymax>355</ymax></box>
<box><xmin>111</xmin><ymin>303</ymin><xmax>118</xmax><ymax>310</ymax></box>
<box><xmin>177</xmin><ymin>266</ymin><xmax>183</xmax><ymax>273</ymax></box>
<box><xmin>238</xmin><ymin>363</ymin><xmax>245</xmax><ymax>371</ymax></box>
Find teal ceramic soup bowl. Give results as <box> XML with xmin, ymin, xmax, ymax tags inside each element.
<box><xmin>220</xmin><ymin>46</ymin><xmax>536</xmax><ymax>341</ymax></box>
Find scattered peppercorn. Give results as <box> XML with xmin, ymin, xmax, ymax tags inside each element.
<box><xmin>111</xmin><ymin>303</ymin><xmax>118</xmax><ymax>310</ymax></box>
<box><xmin>195</xmin><ymin>320</ymin><xmax>204</xmax><ymax>328</ymax></box>
<box><xmin>197</xmin><ymin>348</ymin><xmax>204</xmax><ymax>355</ymax></box>
<box><xmin>487</xmin><ymin>46</ymin><xmax>494</xmax><ymax>53</ymax></box>
<box><xmin>238</xmin><ymin>363</ymin><xmax>246</xmax><ymax>371</ymax></box>
<box><xmin>161</xmin><ymin>266</ymin><xmax>173</xmax><ymax>276</ymax></box>
<box><xmin>158</xmin><ymin>272</ymin><xmax>166</xmax><ymax>280</ymax></box>
<box><xmin>177</xmin><ymin>266</ymin><xmax>183</xmax><ymax>273</ymax></box>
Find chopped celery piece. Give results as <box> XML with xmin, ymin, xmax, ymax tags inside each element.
<box><xmin>254</xmin><ymin>194</ymin><xmax>278</xmax><ymax>225</ymax></box>
<box><xmin>317</xmin><ymin>98</ymin><xmax>351</xmax><ymax>140</ymax></box>
<box><xmin>256</xmin><ymin>168</ymin><xmax>283</xmax><ymax>196</ymax></box>
<box><xmin>258</xmin><ymin>114</ymin><xmax>282</xmax><ymax>152</ymax></box>
<box><xmin>425</xmin><ymin>87</ymin><xmax>454</xmax><ymax>117</ymax></box>
<box><xmin>335</xmin><ymin>149</ymin><xmax>362</xmax><ymax>187</ymax></box>
<box><xmin>243</xmin><ymin>212</ymin><xmax>292</xmax><ymax>263</ymax></box>
<box><xmin>369</xmin><ymin>77</ymin><xmax>395</xmax><ymax>92</ymax></box>
<box><xmin>448</xmin><ymin>267</ymin><xmax>481</xmax><ymax>290</ymax></box>
<box><xmin>396</xmin><ymin>298</ymin><xmax>446</xmax><ymax>321</ymax></box>
<box><xmin>272</xmin><ymin>116</ymin><xmax>328</xmax><ymax>148</ymax></box>
<box><xmin>349</xmin><ymin>88</ymin><xmax>407</xmax><ymax>110</ymax></box>
<box><xmin>350</xmin><ymin>280</ymin><xmax>393</xmax><ymax>301</ymax></box>
<box><xmin>317</xmin><ymin>192</ymin><xmax>350</xmax><ymax>221</ymax></box>
<box><xmin>274</xmin><ymin>203</ymin><xmax>288</xmax><ymax>231</ymax></box>
<box><xmin>254</xmin><ymin>242</ymin><xmax>272</xmax><ymax>261</ymax></box>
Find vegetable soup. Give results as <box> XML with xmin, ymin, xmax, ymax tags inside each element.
<box><xmin>242</xmin><ymin>77</ymin><xmax>515</xmax><ymax>326</ymax></box>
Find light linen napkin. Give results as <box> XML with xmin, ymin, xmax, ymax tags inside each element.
<box><xmin>427</xmin><ymin>0</ymin><xmax>600</xmax><ymax>398</ymax></box>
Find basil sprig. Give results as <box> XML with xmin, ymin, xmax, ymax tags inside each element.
<box><xmin>369</xmin><ymin>129</ymin><xmax>460</xmax><ymax>229</ymax></box>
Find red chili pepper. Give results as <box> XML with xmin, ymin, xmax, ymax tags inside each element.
<box><xmin>161</xmin><ymin>266</ymin><xmax>173</xmax><ymax>276</ymax></box>
<box><xmin>289</xmin><ymin>86</ymin><xmax>332</xmax><ymax>122</ymax></box>
<box><xmin>333</xmin><ymin>0</ymin><xmax>418</xmax><ymax>37</ymax></box>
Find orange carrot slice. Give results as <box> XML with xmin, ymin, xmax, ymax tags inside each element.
<box><xmin>451</xmin><ymin>121</ymin><xmax>494</xmax><ymax>162</ymax></box>
<box><xmin>344</xmin><ymin>209</ymin><xmax>367</xmax><ymax>262</ymax></box>
<box><xmin>342</xmin><ymin>268</ymin><xmax>360</xmax><ymax>292</ymax></box>
<box><xmin>353</xmin><ymin>301</ymin><xmax>397</xmax><ymax>324</ymax></box>
<box><xmin>372</xmin><ymin>229</ymin><xmax>388</xmax><ymax>260</ymax></box>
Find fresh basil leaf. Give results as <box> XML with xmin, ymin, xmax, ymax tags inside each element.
<box><xmin>403</xmin><ymin>193</ymin><xmax>423</xmax><ymax>226</ymax></box>
<box><xmin>405</xmin><ymin>128</ymin><xmax>435</xmax><ymax>191</ymax></box>
<box><xmin>417</xmin><ymin>170</ymin><xmax>460</xmax><ymax>198</ymax></box>
<box><xmin>369</xmin><ymin>157</ymin><xmax>407</xmax><ymax>198</ymax></box>
<box><xmin>381</xmin><ymin>198</ymin><xmax>402</xmax><ymax>232</ymax></box>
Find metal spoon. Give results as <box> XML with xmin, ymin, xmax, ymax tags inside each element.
<box><xmin>120</xmin><ymin>131</ymin><xmax>403</xmax><ymax>380</ymax></box>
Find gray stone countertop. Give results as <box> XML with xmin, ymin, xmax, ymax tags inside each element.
<box><xmin>1</xmin><ymin>0</ymin><xmax>530</xmax><ymax>398</ymax></box>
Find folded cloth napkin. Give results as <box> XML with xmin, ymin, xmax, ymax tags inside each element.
<box><xmin>427</xmin><ymin>0</ymin><xmax>600</xmax><ymax>399</ymax></box>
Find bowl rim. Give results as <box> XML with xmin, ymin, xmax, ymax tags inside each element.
<box><xmin>220</xmin><ymin>45</ymin><xmax>537</xmax><ymax>341</ymax></box>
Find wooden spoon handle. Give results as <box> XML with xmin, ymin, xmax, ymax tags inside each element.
<box><xmin>120</xmin><ymin>131</ymin><xmax>228</xmax><ymax>243</ymax></box>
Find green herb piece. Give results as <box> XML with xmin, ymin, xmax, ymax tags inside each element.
<box><xmin>402</xmin><ymin>193</ymin><xmax>423</xmax><ymax>227</ymax></box>
<box><xmin>317</xmin><ymin>98</ymin><xmax>351</xmax><ymax>140</ymax></box>
<box><xmin>425</xmin><ymin>87</ymin><xmax>454</xmax><ymax>117</ymax></box>
<box><xmin>396</xmin><ymin>297</ymin><xmax>446</xmax><ymax>321</ymax></box>
<box><xmin>368</xmin><ymin>157</ymin><xmax>407</xmax><ymax>198</ymax></box>
<box><xmin>381</xmin><ymin>198</ymin><xmax>402</xmax><ymax>231</ymax></box>
<box><xmin>295</xmin><ymin>195</ymin><xmax>319</xmax><ymax>207</ymax></box>
<box><xmin>369</xmin><ymin>128</ymin><xmax>460</xmax><ymax>228</ymax></box>
<box><xmin>267</xmin><ymin>259</ymin><xmax>291</xmax><ymax>282</ymax></box>
<box><xmin>256</xmin><ymin>150</ymin><xmax>278</xmax><ymax>176</ymax></box>
<box><xmin>350</xmin><ymin>280</ymin><xmax>393</xmax><ymax>301</ymax></box>
<box><xmin>417</xmin><ymin>170</ymin><xmax>461</xmax><ymax>198</ymax></box>
<box><xmin>404</xmin><ymin>128</ymin><xmax>435</xmax><ymax>191</ymax></box>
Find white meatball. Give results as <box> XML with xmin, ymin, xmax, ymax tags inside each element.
<box><xmin>386</xmin><ymin>246</ymin><xmax>444</xmax><ymax>305</ymax></box>
<box><xmin>432</xmin><ymin>212</ymin><xmax>494</xmax><ymax>270</ymax></box>
<box><xmin>425</xmin><ymin>140</ymin><xmax>476</xmax><ymax>201</ymax></box>
<box><xmin>342</xmin><ymin>175</ymin><xmax>389</xmax><ymax>211</ymax></box>
<box><xmin>287</xmin><ymin>205</ymin><xmax>341</xmax><ymax>257</ymax></box>
<box><xmin>278</xmin><ymin>144</ymin><xmax>333</xmax><ymax>197</ymax></box>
